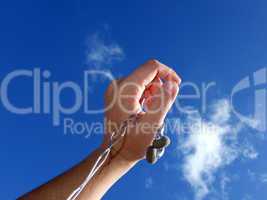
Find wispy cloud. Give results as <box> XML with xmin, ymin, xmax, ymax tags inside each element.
<box><xmin>85</xmin><ymin>32</ymin><xmax>124</xmax><ymax>68</ymax></box>
<box><xmin>241</xmin><ymin>140</ymin><xmax>259</xmax><ymax>160</ymax></box>
<box><xmin>219</xmin><ymin>173</ymin><xmax>231</xmax><ymax>200</ymax></box>
<box><xmin>178</xmin><ymin>99</ymin><xmax>258</xmax><ymax>200</ymax></box>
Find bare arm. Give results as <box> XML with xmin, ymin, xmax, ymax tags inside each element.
<box><xmin>19</xmin><ymin>148</ymin><xmax>137</xmax><ymax>200</ymax></box>
<box><xmin>19</xmin><ymin>59</ymin><xmax>181</xmax><ymax>200</ymax></box>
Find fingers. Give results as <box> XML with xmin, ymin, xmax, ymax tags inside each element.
<box><xmin>140</xmin><ymin>76</ymin><xmax>162</xmax><ymax>106</ymax></box>
<box><xmin>125</xmin><ymin>59</ymin><xmax>181</xmax><ymax>99</ymax></box>
<box><xmin>141</xmin><ymin>77</ymin><xmax>180</xmax><ymax>126</ymax></box>
<box><xmin>107</xmin><ymin>59</ymin><xmax>181</xmax><ymax>132</ymax></box>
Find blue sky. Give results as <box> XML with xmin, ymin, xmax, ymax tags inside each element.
<box><xmin>0</xmin><ymin>0</ymin><xmax>267</xmax><ymax>199</ymax></box>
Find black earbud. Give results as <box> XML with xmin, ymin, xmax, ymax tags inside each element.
<box><xmin>146</xmin><ymin>135</ymin><xmax>171</xmax><ymax>164</ymax></box>
<box><xmin>146</xmin><ymin>146</ymin><xmax>158</xmax><ymax>164</ymax></box>
<box><xmin>152</xmin><ymin>135</ymin><xmax>171</xmax><ymax>149</ymax></box>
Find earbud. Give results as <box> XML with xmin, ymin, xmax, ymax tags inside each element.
<box><xmin>146</xmin><ymin>146</ymin><xmax>158</xmax><ymax>164</ymax></box>
<box><xmin>152</xmin><ymin>135</ymin><xmax>171</xmax><ymax>149</ymax></box>
<box><xmin>146</xmin><ymin>135</ymin><xmax>171</xmax><ymax>164</ymax></box>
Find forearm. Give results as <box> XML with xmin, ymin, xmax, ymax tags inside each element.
<box><xmin>77</xmin><ymin>150</ymin><xmax>137</xmax><ymax>200</ymax></box>
<box><xmin>19</xmin><ymin>147</ymin><xmax>137</xmax><ymax>200</ymax></box>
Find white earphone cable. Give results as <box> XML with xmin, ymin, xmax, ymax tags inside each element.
<box><xmin>66</xmin><ymin>115</ymin><xmax>136</xmax><ymax>200</ymax></box>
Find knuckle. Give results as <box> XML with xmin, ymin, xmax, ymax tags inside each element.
<box><xmin>146</xmin><ymin>59</ymin><xmax>160</xmax><ymax>69</ymax></box>
<box><xmin>147</xmin><ymin>59</ymin><xmax>160</xmax><ymax>66</ymax></box>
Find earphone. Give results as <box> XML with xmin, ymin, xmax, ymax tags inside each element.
<box><xmin>146</xmin><ymin>125</ymin><xmax>171</xmax><ymax>164</ymax></box>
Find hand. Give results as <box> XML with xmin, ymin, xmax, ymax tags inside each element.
<box><xmin>102</xmin><ymin>59</ymin><xmax>181</xmax><ymax>162</ymax></box>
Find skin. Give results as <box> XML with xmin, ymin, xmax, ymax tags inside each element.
<box><xmin>19</xmin><ymin>59</ymin><xmax>181</xmax><ymax>200</ymax></box>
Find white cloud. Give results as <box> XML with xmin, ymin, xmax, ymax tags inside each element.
<box><xmin>178</xmin><ymin>99</ymin><xmax>258</xmax><ymax>200</ymax></box>
<box><xmin>85</xmin><ymin>32</ymin><xmax>124</xmax><ymax>68</ymax></box>
<box><xmin>220</xmin><ymin>174</ymin><xmax>231</xmax><ymax>200</ymax></box>
<box><xmin>210</xmin><ymin>99</ymin><xmax>231</xmax><ymax>124</ymax></box>
<box><xmin>241</xmin><ymin>141</ymin><xmax>258</xmax><ymax>160</ymax></box>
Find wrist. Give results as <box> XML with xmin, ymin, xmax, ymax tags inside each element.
<box><xmin>98</xmin><ymin>144</ymin><xmax>139</xmax><ymax>169</ymax></box>
<box><xmin>116</xmin><ymin>148</ymin><xmax>141</xmax><ymax>164</ymax></box>
<box><xmin>112</xmin><ymin>151</ymin><xmax>139</xmax><ymax>169</ymax></box>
